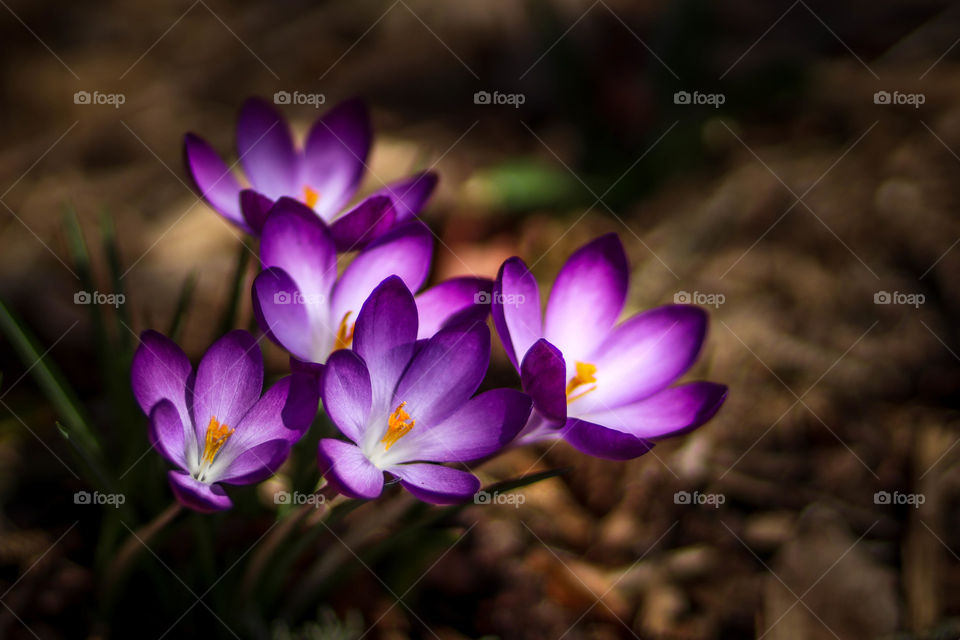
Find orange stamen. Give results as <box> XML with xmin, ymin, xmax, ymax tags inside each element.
<box><xmin>381</xmin><ymin>402</ymin><xmax>415</xmax><ymax>450</ymax></box>
<box><xmin>202</xmin><ymin>416</ymin><xmax>234</xmax><ymax>464</ymax></box>
<box><xmin>334</xmin><ymin>311</ymin><xmax>355</xmax><ymax>350</ymax></box>
<box><xmin>303</xmin><ymin>186</ymin><xmax>320</xmax><ymax>209</ymax></box>
<box><xmin>565</xmin><ymin>361</ymin><xmax>598</xmax><ymax>404</ymax></box>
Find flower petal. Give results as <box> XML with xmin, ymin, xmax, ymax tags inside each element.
<box><xmin>352</xmin><ymin>276</ymin><xmax>418</xmax><ymax>419</ymax></box>
<box><xmin>191</xmin><ymin>330</ymin><xmax>263</xmax><ymax>445</ymax></box>
<box><xmin>236</xmin><ymin>98</ymin><xmax>298</xmax><ymax>199</ymax></box>
<box><xmin>329</xmin><ymin>195</ymin><xmax>396</xmax><ymax>251</ymax></box>
<box><xmin>392</xmin><ymin>323</ymin><xmax>490</xmax><ymax>431</ymax></box>
<box><xmin>371</xmin><ymin>171</ymin><xmax>438</xmax><ymax>222</ymax></box>
<box><xmin>149</xmin><ymin>399</ymin><xmax>188</xmax><ymax>470</ymax></box>
<box><xmin>329</xmin><ymin>220</ymin><xmax>433</xmax><ymax>325</ymax></box>
<box><xmin>260</xmin><ymin>197</ymin><xmax>338</xmax><ymax>302</ymax></box>
<box><xmin>303</xmin><ymin>98</ymin><xmax>371</xmax><ymax>219</ymax></box>
<box><xmin>579</xmin><ymin>382</ymin><xmax>727</xmax><ymax>439</ymax></box>
<box><xmin>217</xmin><ymin>440</ymin><xmax>291</xmax><ymax>485</ymax></box>
<box><xmin>131</xmin><ymin>330</ymin><xmax>193</xmax><ymax>426</ymax></box>
<box><xmin>252</xmin><ymin>267</ymin><xmax>323</xmax><ymax>362</ymax></box>
<box><xmin>388</xmin><ymin>463</ymin><xmax>480</xmax><ymax>505</ymax></box>
<box><xmin>561</xmin><ymin>419</ymin><xmax>654</xmax><ymax>461</ymax></box>
<box><xmin>415</xmin><ymin>277</ymin><xmax>493</xmax><ymax>340</ymax></box>
<box><xmin>384</xmin><ymin>388</ymin><xmax>531</xmax><ymax>464</ymax></box>
<box><xmin>322</xmin><ymin>350</ymin><xmax>373</xmax><ymax>444</ymax></box>
<box><xmin>492</xmin><ymin>257</ymin><xmax>542</xmax><ymax>370</ymax></box>
<box><xmin>317</xmin><ymin>438</ymin><xmax>384</xmax><ymax>500</ymax></box>
<box><xmin>544</xmin><ymin>234</ymin><xmax>628</xmax><ymax>361</ymax></box>
<box><xmin>571</xmin><ymin>305</ymin><xmax>708</xmax><ymax>413</ymax></box>
<box><xmin>167</xmin><ymin>470</ymin><xmax>233</xmax><ymax>512</ymax></box>
<box><xmin>239</xmin><ymin>188</ymin><xmax>274</xmax><ymax>236</ymax></box>
<box><xmin>520</xmin><ymin>339</ymin><xmax>567</xmax><ymax>424</ymax></box>
<box><xmin>183</xmin><ymin>133</ymin><xmax>244</xmax><ymax>228</ymax></box>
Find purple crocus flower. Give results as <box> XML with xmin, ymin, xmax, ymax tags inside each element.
<box><xmin>184</xmin><ymin>97</ymin><xmax>438</xmax><ymax>248</ymax></box>
<box><xmin>492</xmin><ymin>234</ymin><xmax>727</xmax><ymax>460</ymax></box>
<box><xmin>252</xmin><ymin>197</ymin><xmax>492</xmax><ymax>367</ymax></box>
<box><xmin>317</xmin><ymin>276</ymin><xmax>532</xmax><ymax>504</ymax></box>
<box><xmin>131</xmin><ymin>330</ymin><xmax>318</xmax><ymax>512</ymax></box>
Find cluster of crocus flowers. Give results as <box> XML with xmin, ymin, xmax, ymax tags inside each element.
<box><xmin>130</xmin><ymin>97</ymin><xmax>727</xmax><ymax>512</ymax></box>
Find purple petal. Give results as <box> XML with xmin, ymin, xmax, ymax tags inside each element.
<box><xmin>190</xmin><ymin>330</ymin><xmax>263</xmax><ymax>445</ymax></box>
<box><xmin>183</xmin><ymin>133</ymin><xmax>245</xmax><ymax>228</ymax></box>
<box><xmin>260</xmin><ymin>197</ymin><xmax>338</xmax><ymax>301</ymax></box>
<box><xmin>236</xmin><ymin>98</ymin><xmax>298</xmax><ymax>199</ymax></box>
<box><xmin>544</xmin><ymin>234</ymin><xmax>628</xmax><ymax>362</ymax></box>
<box><xmin>329</xmin><ymin>195</ymin><xmax>396</xmax><ymax>251</ymax></box>
<box><xmin>131</xmin><ymin>330</ymin><xmax>193</xmax><ymax>427</ymax></box>
<box><xmin>239</xmin><ymin>188</ymin><xmax>274</xmax><ymax>236</ymax></box>
<box><xmin>384</xmin><ymin>389</ymin><xmax>531</xmax><ymax>464</ymax></box>
<box><xmin>167</xmin><ymin>470</ymin><xmax>233</xmax><ymax>512</ymax></box>
<box><xmin>231</xmin><ymin>375</ymin><xmax>318</xmax><ymax>446</ymax></box>
<box><xmin>393</xmin><ymin>323</ymin><xmax>490</xmax><ymax>430</ymax></box>
<box><xmin>415</xmin><ymin>277</ymin><xmax>493</xmax><ymax>340</ymax></box>
<box><xmin>492</xmin><ymin>257</ymin><xmax>543</xmax><ymax>371</ymax></box>
<box><xmin>148</xmin><ymin>400</ymin><xmax>189</xmax><ymax>470</ymax></box>
<box><xmin>217</xmin><ymin>440</ymin><xmax>290</xmax><ymax>485</ymax></box>
<box><xmin>387</xmin><ymin>463</ymin><xmax>480</xmax><ymax>505</ymax></box>
<box><xmin>303</xmin><ymin>98</ymin><xmax>371</xmax><ymax>219</ymax></box>
<box><xmin>317</xmin><ymin>438</ymin><xmax>384</xmax><ymax>500</ymax></box>
<box><xmin>329</xmin><ymin>221</ymin><xmax>433</xmax><ymax>326</ymax></box>
<box><xmin>371</xmin><ymin>171</ymin><xmax>438</xmax><ymax>222</ymax></box>
<box><xmin>321</xmin><ymin>350</ymin><xmax>373</xmax><ymax>444</ymax></box>
<box><xmin>572</xmin><ymin>305</ymin><xmax>708</xmax><ymax>413</ymax></box>
<box><xmin>562</xmin><ymin>419</ymin><xmax>654</xmax><ymax>461</ymax></box>
<box><xmin>578</xmin><ymin>382</ymin><xmax>727</xmax><ymax>439</ymax></box>
<box><xmin>520</xmin><ymin>339</ymin><xmax>567</xmax><ymax>424</ymax></box>
<box><xmin>352</xmin><ymin>276</ymin><xmax>418</xmax><ymax>414</ymax></box>
<box><xmin>252</xmin><ymin>267</ymin><xmax>319</xmax><ymax>362</ymax></box>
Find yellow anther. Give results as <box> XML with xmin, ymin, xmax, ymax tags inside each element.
<box><xmin>334</xmin><ymin>311</ymin><xmax>355</xmax><ymax>350</ymax></box>
<box><xmin>381</xmin><ymin>401</ymin><xmax>415</xmax><ymax>450</ymax></box>
<box><xmin>303</xmin><ymin>185</ymin><xmax>320</xmax><ymax>209</ymax></box>
<box><xmin>565</xmin><ymin>361</ymin><xmax>598</xmax><ymax>404</ymax></box>
<box><xmin>202</xmin><ymin>416</ymin><xmax>234</xmax><ymax>464</ymax></box>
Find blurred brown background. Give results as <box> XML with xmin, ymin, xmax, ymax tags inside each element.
<box><xmin>2</xmin><ymin>0</ymin><xmax>960</xmax><ymax>638</ymax></box>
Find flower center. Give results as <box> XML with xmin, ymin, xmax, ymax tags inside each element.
<box><xmin>303</xmin><ymin>185</ymin><xmax>320</xmax><ymax>209</ymax></box>
<box><xmin>334</xmin><ymin>311</ymin><xmax>355</xmax><ymax>350</ymax></box>
<box><xmin>565</xmin><ymin>361</ymin><xmax>598</xmax><ymax>404</ymax></box>
<box><xmin>381</xmin><ymin>401</ymin><xmax>415</xmax><ymax>450</ymax></box>
<box><xmin>197</xmin><ymin>416</ymin><xmax>234</xmax><ymax>480</ymax></box>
